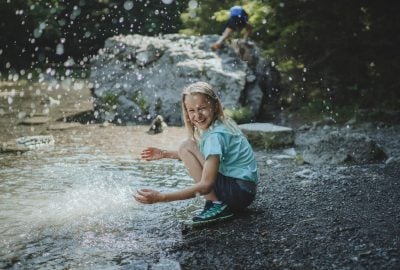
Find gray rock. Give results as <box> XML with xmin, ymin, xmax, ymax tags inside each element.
<box><xmin>120</xmin><ymin>260</ymin><xmax>148</xmax><ymax>270</ymax></box>
<box><xmin>303</xmin><ymin>132</ymin><xmax>388</xmax><ymax>165</ymax></box>
<box><xmin>89</xmin><ymin>34</ymin><xmax>278</xmax><ymax>124</ymax></box>
<box><xmin>294</xmin><ymin>168</ymin><xmax>318</xmax><ymax>180</ymax></box>
<box><xmin>152</xmin><ymin>259</ymin><xmax>181</xmax><ymax>270</ymax></box>
<box><xmin>48</xmin><ymin>122</ymin><xmax>82</xmax><ymax>130</ymax></box>
<box><xmin>1</xmin><ymin>142</ymin><xmax>30</xmax><ymax>153</ymax></box>
<box><xmin>148</xmin><ymin>115</ymin><xmax>168</xmax><ymax>134</ymax></box>
<box><xmin>239</xmin><ymin>123</ymin><xmax>294</xmax><ymax>149</ymax></box>
<box><xmin>1</xmin><ymin>135</ymin><xmax>55</xmax><ymax>153</ymax></box>
<box><xmin>385</xmin><ymin>156</ymin><xmax>400</xmax><ymax>165</ymax></box>
<box><xmin>16</xmin><ymin>135</ymin><xmax>55</xmax><ymax>149</ymax></box>
<box><xmin>19</xmin><ymin>116</ymin><xmax>51</xmax><ymax>125</ymax></box>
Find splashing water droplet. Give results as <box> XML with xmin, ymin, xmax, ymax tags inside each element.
<box><xmin>56</xmin><ymin>44</ymin><xmax>64</xmax><ymax>55</ymax></box>
<box><xmin>123</xmin><ymin>0</ymin><xmax>134</xmax><ymax>11</ymax></box>
<box><xmin>18</xmin><ymin>111</ymin><xmax>27</xmax><ymax>119</ymax></box>
<box><xmin>188</xmin><ymin>0</ymin><xmax>198</xmax><ymax>9</ymax></box>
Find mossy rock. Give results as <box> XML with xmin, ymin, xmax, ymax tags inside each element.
<box><xmin>239</xmin><ymin>123</ymin><xmax>294</xmax><ymax>150</ymax></box>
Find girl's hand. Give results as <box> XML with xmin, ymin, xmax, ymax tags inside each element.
<box><xmin>141</xmin><ymin>147</ymin><xmax>164</xmax><ymax>161</ymax></box>
<box><xmin>133</xmin><ymin>188</ymin><xmax>163</xmax><ymax>204</ymax></box>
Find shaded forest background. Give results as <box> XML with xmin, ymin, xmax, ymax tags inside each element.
<box><xmin>1</xmin><ymin>0</ymin><xmax>399</xmax><ymax>118</ymax></box>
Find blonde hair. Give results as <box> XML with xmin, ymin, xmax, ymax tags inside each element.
<box><xmin>181</xmin><ymin>81</ymin><xmax>242</xmax><ymax>141</ymax></box>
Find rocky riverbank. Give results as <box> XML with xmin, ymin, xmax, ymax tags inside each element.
<box><xmin>1</xmin><ymin>80</ymin><xmax>399</xmax><ymax>269</ymax></box>
<box><xmin>162</xmin><ymin>123</ymin><xmax>400</xmax><ymax>269</ymax></box>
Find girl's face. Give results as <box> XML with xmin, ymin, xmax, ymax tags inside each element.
<box><xmin>184</xmin><ymin>93</ymin><xmax>216</xmax><ymax>130</ymax></box>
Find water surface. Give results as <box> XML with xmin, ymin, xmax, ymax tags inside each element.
<box><xmin>0</xmin><ymin>125</ymin><xmax>197</xmax><ymax>269</ymax></box>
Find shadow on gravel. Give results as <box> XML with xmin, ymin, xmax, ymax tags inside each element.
<box><xmin>166</xmin><ymin>146</ymin><xmax>400</xmax><ymax>269</ymax></box>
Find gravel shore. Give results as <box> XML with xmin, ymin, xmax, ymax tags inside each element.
<box><xmin>165</xmin><ymin>125</ymin><xmax>400</xmax><ymax>270</ymax></box>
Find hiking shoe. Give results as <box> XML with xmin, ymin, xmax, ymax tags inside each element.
<box><xmin>192</xmin><ymin>202</ymin><xmax>233</xmax><ymax>225</ymax></box>
<box><xmin>191</xmin><ymin>200</ymin><xmax>213</xmax><ymax>221</ymax></box>
<box><xmin>201</xmin><ymin>200</ymin><xmax>213</xmax><ymax>212</ymax></box>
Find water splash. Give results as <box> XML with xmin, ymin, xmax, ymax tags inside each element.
<box><xmin>0</xmin><ymin>97</ymin><xmax>193</xmax><ymax>267</ymax></box>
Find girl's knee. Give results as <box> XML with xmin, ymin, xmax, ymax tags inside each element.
<box><xmin>178</xmin><ymin>139</ymin><xmax>197</xmax><ymax>157</ymax></box>
<box><xmin>178</xmin><ymin>139</ymin><xmax>204</xmax><ymax>164</ymax></box>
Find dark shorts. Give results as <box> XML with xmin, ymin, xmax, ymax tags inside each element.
<box><xmin>225</xmin><ymin>16</ymin><xmax>248</xmax><ymax>31</ymax></box>
<box><xmin>214</xmin><ymin>173</ymin><xmax>256</xmax><ymax>212</ymax></box>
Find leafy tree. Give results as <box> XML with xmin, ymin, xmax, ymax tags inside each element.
<box><xmin>0</xmin><ymin>0</ymin><xmax>186</xmax><ymax>71</ymax></box>
<box><xmin>180</xmin><ymin>0</ymin><xmax>400</xmax><ymax>111</ymax></box>
<box><xmin>1</xmin><ymin>0</ymin><xmax>399</xmax><ymax>112</ymax></box>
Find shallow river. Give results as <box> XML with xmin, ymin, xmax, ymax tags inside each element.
<box><xmin>0</xmin><ymin>125</ymin><xmax>197</xmax><ymax>269</ymax></box>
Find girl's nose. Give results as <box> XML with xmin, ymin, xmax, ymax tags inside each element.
<box><xmin>192</xmin><ymin>111</ymin><xmax>201</xmax><ymax>121</ymax></box>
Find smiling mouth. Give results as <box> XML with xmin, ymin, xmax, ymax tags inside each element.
<box><xmin>192</xmin><ymin>119</ymin><xmax>206</xmax><ymax>128</ymax></box>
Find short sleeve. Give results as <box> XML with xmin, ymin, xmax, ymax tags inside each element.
<box><xmin>202</xmin><ymin>133</ymin><xmax>225</xmax><ymax>160</ymax></box>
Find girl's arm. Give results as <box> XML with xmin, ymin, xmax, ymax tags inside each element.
<box><xmin>141</xmin><ymin>147</ymin><xmax>180</xmax><ymax>160</ymax></box>
<box><xmin>134</xmin><ymin>155</ymin><xmax>219</xmax><ymax>203</ymax></box>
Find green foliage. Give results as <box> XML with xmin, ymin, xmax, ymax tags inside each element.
<box><xmin>180</xmin><ymin>0</ymin><xmax>400</xmax><ymax>110</ymax></box>
<box><xmin>213</xmin><ymin>9</ymin><xmax>229</xmax><ymax>23</ymax></box>
<box><xmin>224</xmin><ymin>106</ymin><xmax>253</xmax><ymax>124</ymax></box>
<box><xmin>101</xmin><ymin>92</ymin><xmax>119</xmax><ymax>108</ymax></box>
<box><xmin>1</xmin><ymin>0</ymin><xmax>399</xmax><ymax>112</ymax></box>
<box><xmin>131</xmin><ymin>91</ymin><xmax>148</xmax><ymax>113</ymax></box>
<box><xmin>180</xmin><ymin>0</ymin><xmax>231</xmax><ymax>35</ymax></box>
<box><xmin>263</xmin><ymin>0</ymin><xmax>400</xmax><ymax>109</ymax></box>
<box><xmin>0</xmin><ymin>0</ymin><xmax>187</xmax><ymax>70</ymax></box>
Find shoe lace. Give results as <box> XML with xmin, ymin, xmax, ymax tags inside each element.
<box><xmin>201</xmin><ymin>203</ymin><xmax>225</xmax><ymax>218</ymax></box>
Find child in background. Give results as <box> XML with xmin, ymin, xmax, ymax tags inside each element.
<box><xmin>134</xmin><ymin>82</ymin><xmax>258</xmax><ymax>225</ymax></box>
<box><xmin>211</xmin><ymin>6</ymin><xmax>253</xmax><ymax>51</ymax></box>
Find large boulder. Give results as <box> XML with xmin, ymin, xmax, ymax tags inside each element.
<box><xmin>302</xmin><ymin>132</ymin><xmax>388</xmax><ymax>165</ymax></box>
<box><xmin>89</xmin><ymin>34</ymin><xmax>278</xmax><ymax>124</ymax></box>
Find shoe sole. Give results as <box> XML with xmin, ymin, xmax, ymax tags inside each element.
<box><xmin>190</xmin><ymin>213</ymin><xmax>234</xmax><ymax>227</ymax></box>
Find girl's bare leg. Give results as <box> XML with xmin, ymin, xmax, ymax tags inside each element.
<box><xmin>178</xmin><ymin>139</ymin><xmax>218</xmax><ymax>201</ymax></box>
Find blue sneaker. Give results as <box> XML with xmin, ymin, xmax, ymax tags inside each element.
<box><xmin>192</xmin><ymin>202</ymin><xmax>233</xmax><ymax>226</ymax></box>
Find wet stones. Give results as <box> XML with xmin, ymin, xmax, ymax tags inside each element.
<box><xmin>148</xmin><ymin>115</ymin><xmax>168</xmax><ymax>134</ymax></box>
<box><xmin>1</xmin><ymin>142</ymin><xmax>31</xmax><ymax>153</ymax></box>
<box><xmin>19</xmin><ymin>116</ymin><xmax>51</xmax><ymax>125</ymax></box>
<box><xmin>48</xmin><ymin>122</ymin><xmax>83</xmax><ymax>130</ymax></box>
<box><xmin>1</xmin><ymin>135</ymin><xmax>55</xmax><ymax>153</ymax></box>
<box><xmin>16</xmin><ymin>135</ymin><xmax>55</xmax><ymax>149</ymax></box>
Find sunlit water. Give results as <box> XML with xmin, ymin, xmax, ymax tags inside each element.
<box><xmin>0</xmin><ymin>126</ymin><xmax>197</xmax><ymax>269</ymax></box>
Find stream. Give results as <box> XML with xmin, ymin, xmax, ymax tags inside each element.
<box><xmin>0</xmin><ymin>82</ymin><xmax>197</xmax><ymax>269</ymax></box>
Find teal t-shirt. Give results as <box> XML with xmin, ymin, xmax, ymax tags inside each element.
<box><xmin>199</xmin><ymin>121</ymin><xmax>259</xmax><ymax>183</ymax></box>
